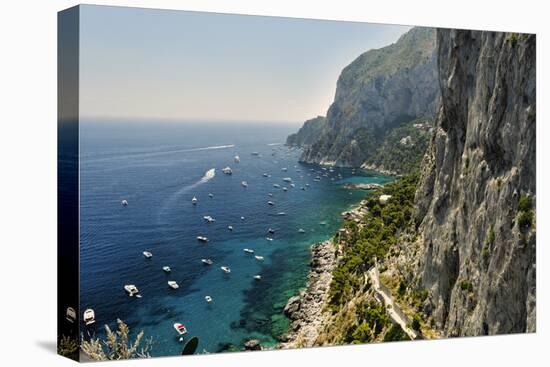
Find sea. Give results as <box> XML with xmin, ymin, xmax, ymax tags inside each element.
<box><xmin>78</xmin><ymin>119</ymin><xmax>392</xmax><ymax>357</ymax></box>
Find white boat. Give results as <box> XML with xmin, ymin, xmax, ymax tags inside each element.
<box><xmin>273</xmin><ymin>184</ymin><xmax>280</xmax><ymax>188</ymax></box>
<box><xmin>268</xmin><ymin>193</ymin><xmax>273</xmax><ymax>197</ymax></box>
<box><xmin>298</xmin><ymin>228</ymin><xmax>306</xmax><ymax>233</ymax></box>
<box><xmin>83</xmin><ymin>309</ymin><xmax>96</xmax><ymax>326</ymax></box>
<box><xmin>197</xmin><ymin>236</ymin><xmax>209</xmax><ymax>242</ymax></box>
<box><xmin>121</xmin><ymin>199</ymin><xmax>128</xmax><ymax>206</ymax></box>
<box><xmin>243</xmin><ymin>248</ymin><xmax>254</xmax><ymax>254</ymax></box>
<box><xmin>191</xmin><ymin>196</ymin><xmax>198</xmax><ymax>205</ymax></box>
<box><xmin>143</xmin><ymin>251</ymin><xmax>153</xmax><ymax>258</ymax></box>
<box><xmin>124</xmin><ymin>284</ymin><xmax>139</xmax><ymax>297</ymax></box>
<box><xmin>208</xmin><ymin>193</ymin><xmax>214</xmax><ymax>198</ymax></box>
<box><xmin>262</xmin><ymin>173</ymin><xmax>269</xmax><ymax>177</ymax></box>
<box><xmin>65</xmin><ymin>307</ymin><xmax>76</xmax><ymax>323</ymax></box>
<box><xmin>234</xmin><ymin>155</ymin><xmax>240</xmax><ymax>163</ymax></box>
<box><xmin>222</xmin><ymin>166</ymin><xmax>233</xmax><ymax>175</ymax></box>
<box><xmin>254</xmin><ymin>275</ymin><xmax>262</xmax><ymax>280</ymax></box>
<box><xmin>203</xmin><ymin>215</ymin><xmax>216</xmax><ymax>223</ymax></box>
<box><xmin>173</xmin><ymin>323</ymin><xmax>187</xmax><ymax>335</ymax></box>
<box><xmin>283</xmin><ymin>177</ymin><xmax>292</xmax><ymax>182</ymax></box>
<box><xmin>221</xmin><ymin>266</ymin><xmax>231</xmax><ymax>273</ymax></box>
<box><xmin>255</xmin><ymin>256</ymin><xmax>264</xmax><ymax>261</ymax></box>
<box><xmin>283</xmin><ymin>187</ymin><xmax>288</xmax><ymax>192</ymax></box>
<box><xmin>228</xmin><ymin>225</ymin><xmax>233</xmax><ymax>231</ymax></box>
<box><xmin>205</xmin><ymin>295</ymin><xmax>213</xmax><ymax>303</ymax></box>
<box><xmin>266</xmin><ymin>237</ymin><xmax>273</xmax><ymax>241</ymax></box>
<box><xmin>290</xmin><ymin>183</ymin><xmax>295</xmax><ymax>188</ymax></box>
<box><xmin>168</xmin><ymin>281</ymin><xmax>179</xmax><ymax>289</ymax></box>
<box><xmin>268</xmin><ymin>228</ymin><xmax>275</xmax><ymax>234</ymax></box>
<box><xmin>305</xmin><ymin>184</ymin><xmax>310</xmax><ymax>187</ymax></box>
<box><xmin>277</xmin><ymin>212</ymin><xmax>286</xmax><ymax>216</ymax></box>
<box><xmin>163</xmin><ymin>266</ymin><xmax>171</xmax><ymax>273</ymax></box>
<box><xmin>281</xmin><ymin>168</ymin><xmax>288</xmax><ymax>172</ymax></box>
<box><xmin>201</xmin><ymin>258</ymin><xmax>213</xmax><ymax>265</ymax></box>
<box><xmin>300</xmin><ymin>187</ymin><xmax>305</xmax><ymax>190</ymax></box>
<box><xmin>267</xmin><ymin>201</ymin><xmax>275</xmax><ymax>206</ymax></box>
<box><xmin>240</xmin><ymin>216</ymin><xmax>245</xmax><ymax>221</ymax></box>
<box><xmin>241</xmin><ymin>181</ymin><xmax>248</xmax><ymax>187</ymax></box>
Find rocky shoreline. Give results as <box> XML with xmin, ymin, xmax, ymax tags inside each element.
<box><xmin>279</xmin><ymin>240</ymin><xmax>337</xmax><ymax>349</ymax></box>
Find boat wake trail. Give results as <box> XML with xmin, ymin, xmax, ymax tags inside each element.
<box><xmin>157</xmin><ymin>168</ymin><xmax>216</xmax><ymax>224</ymax></box>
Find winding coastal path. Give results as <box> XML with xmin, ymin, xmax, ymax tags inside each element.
<box><xmin>367</xmin><ymin>265</ymin><xmax>419</xmax><ymax>340</ymax></box>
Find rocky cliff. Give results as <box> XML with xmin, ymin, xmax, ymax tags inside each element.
<box><xmin>286</xmin><ymin>116</ymin><xmax>327</xmax><ymax>147</ymax></box>
<box><xmin>289</xmin><ymin>27</ymin><xmax>440</xmax><ymax>167</ymax></box>
<box><xmin>406</xmin><ymin>29</ymin><xmax>536</xmax><ymax>335</ymax></box>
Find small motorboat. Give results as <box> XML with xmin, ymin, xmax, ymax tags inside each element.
<box><xmin>262</xmin><ymin>173</ymin><xmax>269</xmax><ymax>178</ymax></box>
<box><xmin>267</xmin><ymin>201</ymin><xmax>275</xmax><ymax>206</ymax></box>
<box><xmin>305</xmin><ymin>183</ymin><xmax>310</xmax><ymax>187</ymax></box>
<box><xmin>221</xmin><ymin>266</ymin><xmax>231</xmax><ymax>273</ymax></box>
<box><xmin>228</xmin><ymin>225</ymin><xmax>233</xmax><ymax>231</ymax></box>
<box><xmin>240</xmin><ymin>216</ymin><xmax>245</xmax><ymax>221</ymax></box>
<box><xmin>281</xmin><ymin>168</ymin><xmax>288</xmax><ymax>172</ymax></box>
<box><xmin>124</xmin><ymin>284</ymin><xmax>139</xmax><ymax>297</ymax></box>
<box><xmin>197</xmin><ymin>236</ymin><xmax>209</xmax><ymax>242</ymax></box>
<box><xmin>290</xmin><ymin>183</ymin><xmax>295</xmax><ymax>188</ymax></box>
<box><xmin>203</xmin><ymin>215</ymin><xmax>216</xmax><ymax>223</ymax></box>
<box><xmin>266</xmin><ymin>237</ymin><xmax>273</xmax><ymax>241</ymax></box>
<box><xmin>298</xmin><ymin>228</ymin><xmax>306</xmax><ymax>233</ymax></box>
<box><xmin>168</xmin><ymin>281</ymin><xmax>179</xmax><ymax>289</ymax></box>
<box><xmin>283</xmin><ymin>187</ymin><xmax>288</xmax><ymax>192</ymax></box>
<box><xmin>241</xmin><ymin>181</ymin><xmax>248</xmax><ymax>188</ymax></box>
<box><xmin>243</xmin><ymin>248</ymin><xmax>255</xmax><ymax>254</ymax></box>
<box><xmin>205</xmin><ymin>295</ymin><xmax>213</xmax><ymax>303</ymax></box>
<box><xmin>251</xmin><ymin>152</ymin><xmax>260</xmax><ymax>156</ymax></box>
<box><xmin>300</xmin><ymin>187</ymin><xmax>305</xmax><ymax>190</ymax></box>
<box><xmin>191</xmin><ymin>196</ymin><xmax>198</xmax><ymax>205</ymax></box>
<box><xmin>254</xmin><ymin>275</ymin><xmax>262</xmax><ymax>280</ymax></box>
<box><xmin>283</xmin><ymin>177</ymin><xmax>292</xmax><ymax>182</ymax></box>
<box><xmin>162</xmin><ymin>266</ymin><xmax>171</xmax><ymax>273</ymax></box>
<box><xmin>208</xmin><ymin>193</ymin><xmax>214</xmax><ymax>198</ymax></box>
<box><xmin>255</xmin><ymin>256</ymin><xmax>264</xmax><ymax>261</ymax></box>
<box><xmin>83</xmin><ymin>308</ymin><xmax>96</xmax><ymax>326</ymax></box>
<box><xmin>66</xmin><ymin>307</ymin><xmax>76</xmax><ymax>323</ymax></box>
<box><xmin>143</xmin><ymin>251</ymin><xmax>153</xmax><ymax>258</ymax></box>
<box><xmin>234</xmin><ymin>155</ymin><xmax>240</xmax><ymax>163</ymax></box>
<box><xmin>268</xmin><ymin>193</ymin><xmax>273</xmax><ymax>197</ymax></box>
<box><xmin>202</xmin><ymin>258</ymin><xmax>213</xmax><ymax>265</ymax></box>
<box><xmin>121</xmin><ymin>199</ymin><xmax>128</xmax><ymax>206</ymax></box>
<box><xmin>268</xmin><ymin>228</ymin><xmax>275</xmax><ymax>234</ymax></box>
<box><xmin>277</xmin><ymin>212</ymin><xmax>286</xmax><ymax>216</ymax></box>
<box><xmin>273</xmin><ymin>184</ymin><xmax>280</xmax><ymax>188</ymax></box>
<box><xmin>173</xmin><ymin>323</ymin><xmax>187</xmax><ymax>336</ymax></box>
<box><xmin>222</xmin><ymin>167</ymin><xmax>233</xmax><ymax>175</ymax></box>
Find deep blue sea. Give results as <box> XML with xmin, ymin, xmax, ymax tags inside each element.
<box><xmin>78</xmin><ymin>119</ymin><xmax>391</xmax><ymax>357</ymax></box>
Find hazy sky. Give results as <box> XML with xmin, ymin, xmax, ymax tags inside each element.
<box><xmin>79</xmin><ymin>5</ymin><xmax>410</xmax><ymax>123</ymax></box>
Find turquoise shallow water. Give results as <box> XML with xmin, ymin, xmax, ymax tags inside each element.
<box><xmin>78</xmin><ymin>119</ymin><xmax>391</xmax><ymax>356</ymax></box>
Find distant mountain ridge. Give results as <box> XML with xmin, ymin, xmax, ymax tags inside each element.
<box><xmin>287</xmin><ymin>27</ymin><xmax>439</xmax><ymax>171</ymax></box>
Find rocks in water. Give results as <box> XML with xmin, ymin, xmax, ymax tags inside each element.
<box><xmin>280</xmin><ymin>240</ymin><xmax>337</xmax><ymax>348</ymax></box>
<box><xmin>342</xmin><ymin>183</ymin><xmax>383</xmax><ymax>190</ymax></box>
<box><xmin>243</xmin><ymin>339</ymin><xmax>262</xmax><ymax>351</ymax></box>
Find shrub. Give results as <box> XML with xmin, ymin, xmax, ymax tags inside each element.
<box><xmin>410</xmin><ymin>314</ymin><xmax>422</xmax><ymax>332</ymax></box>
<box><xmin>518</xmin><ymin>196</ymin><xmax>533</xmax><ymax>212</ymax></box>
<box><xmin>518</xmin><ymin>211</ymin><xmax>533</xmax><ymax>228</ymax></box>
<box><xmin>383</xmin><ymin>324</ymin><xmax>409</xmax><ymax>342</ymax></box>
<box><xmin>81</xmin><ymin>319</ymin><xmax>152</xmax><ymax>361</ymax></box>
<box><xmin>459</xmin><ymin>280</ymin><xmax>473</xmax><ymax>293</ymax></box>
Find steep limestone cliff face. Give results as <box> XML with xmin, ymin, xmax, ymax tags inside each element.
<box><xmin>412</xmin><ymin>30</ymin><xmax>536</xmax><ymax>335</ymax></box>
<box><xmin>286</xmin><ymin>116</ymin><xmax>327</xmax><ymax>147</ymax></box>
<box><xmin>293</xmin><ymin>27</ymin><xmax>440</xmax><ymax>167</ymax></box>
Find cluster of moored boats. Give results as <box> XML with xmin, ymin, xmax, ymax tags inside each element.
<box><xmin>98</xmin><ymin>147</ymin><xmax>353</xmax><ymax>340</ymax></box>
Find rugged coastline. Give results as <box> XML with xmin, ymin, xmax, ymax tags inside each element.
<box><xmin>279</xmin><ymin>239</ymin><xmax>337</xmax><ymax>348</ymax></box>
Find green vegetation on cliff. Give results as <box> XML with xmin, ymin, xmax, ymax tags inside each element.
<box><xmin>363</xmin><ymin>118</ymin><xmax>432</xmax><ymax>174</ymax></box>
<box><xmin>329</xmin><ymin>173</ymin><xmax>419</xmax><ymax>309</ymax></box>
